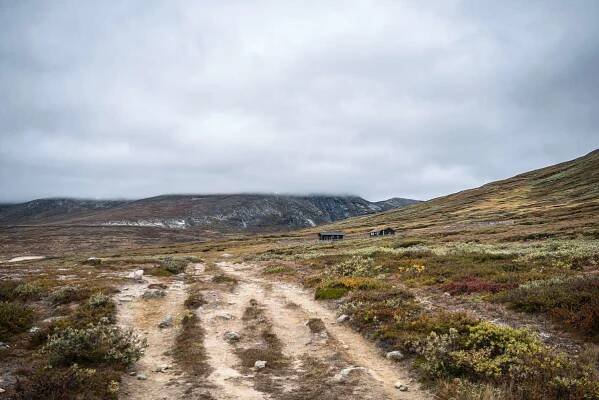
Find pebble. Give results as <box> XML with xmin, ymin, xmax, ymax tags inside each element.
<box><xmin>394</xmin><ymin>382</ymin><xmax>409</xmax><ymax>391</ymax></box>
<box><xmin>254</xmin><ymin>360</ymin><xmax>267</xmax><ymax>369</ymax></box>
<box><xmin>29</xmin><ymin>326</ymin><xmax>40</xmax><ymax>333</ymax></box>
<box><xmin>223</xmin><ymin>331</ymin><xmax>241</xmax><ymax>342</ymax></box>
<box><xmin>155</xmin><ymin>364</ymin><xmax>171</xmax><ymax>372</ymax></box>
<box><xmin>332</xmin><ymin>366</ymin><xmax>367</xmax><ymax>382</ymax></box>
<box><xmin>0</xmin><ymin>388</ymin><xmax>5</xmax><ymax>393</ymax></box>
<box><xmin>136</xmin><ymin>373</ymin><xmax>147</xmax><ymax>380</ymax></box>
<box><xmin>386</xmin><ymin>350</ymin><xmax>404</xmax><ymax>361</ymax></box>
<box><xmin>336</xmin><ymin>314</ymin><xmax>350</xmax><ymax>323</ymax></box>
<box><xmin>159</xmin><ymin>314</ymin><xmax>173</xmax><ymax>328</ymax></box>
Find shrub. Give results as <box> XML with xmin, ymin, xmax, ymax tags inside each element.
<box><xmin>314</xmin><ymin>287</ymin><xmax>348</xmax><ymax>300</ymax></box>
<box><xmin>13</xmin><ymin>363</ymin><xmax>121</xmax><ymax>400</ymax></box>
<box><xmin>160</xmin><ymin>257</ymin><xmax>187</xmax><ymax>274</ymax></box>
<box><xmin>416</xmin><ymin>321</ymin><xmax>599</xmax><ymax>399</ymax></box>
<box><xmin>50</xmin><ymin>285</ymin><xmax>89</xmax><ymax>305</ymax></box>
<box><xmin>0</xmin><ymin>301</ymin><xmax>34</xmax><ymax>340</ymax></box>
<box><xmin>442</xmin><ymin>277</ymin><xmax>517</xmax><ymax>295</ymax></box>
<box><xmin>264</xmin><ymin>265</ymin><xmax>294</xmax><ymax>274</ymax></box>
<box><xmin>14</xmin><ymin>282</ymin><xmax>44</xmax><ymax>300</ymax></box>
<box><xmin>41</xmin><ymin>319</ymin><xmax>147</xmax><ymax>367</ymax></box>
<box><xmin>495</xmin><ymin>275</ymin><xmax>599</xmax><ymax>339</ymax></box>
<box><xmin>87</xmin><ymin>293</ymin><xmax>111</xmax><ymax>308</ymax></box>
<box><xmin>326</xmin><ymin>256</ymin><xmax>385</xmax><ymax>277</ymax></box>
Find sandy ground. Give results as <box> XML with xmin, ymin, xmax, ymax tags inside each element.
<box><xmin>117</xmin><ymin>261</ymin><xmax>431</xmax><ymax>400</ymax></box>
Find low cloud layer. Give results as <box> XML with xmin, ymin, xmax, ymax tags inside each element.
<box><xmin>1</xmin><ymin>1</ymin><xmax>598</xmax><ymax>202</ymax></box>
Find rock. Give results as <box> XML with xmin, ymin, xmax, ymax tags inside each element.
<box><xmin>443</xmin><ymin>292</ymin><xmax>451</xmax><ymax>297</ymax></box>
<box><xmin>223</xmin><ymin>331</ymin><xmax>241</xmax><ymax>342</ymax></box>
<box><xmin>29</xmin><ymin>326</ymin><xmax>40</xmax><ymax>333</ymax></box>
<box><xmin>385</xmin><ymin>350</ymin><xmax>404</xmax><ymax>361</ymax></box>
<box><xmin>84</xmin><ymin>257</ymin><xmax>102</xmax><ymax>266</ymax></box>
<box><xmin>127</xmin><ymin>269</ymin><xmax>145</xmax><ymax>281</ymax></box>
<box><xmin>0</xmin><ymin>388</ymin><xmax>5</xmax><ymax>393</ymax></box>
<box><xmin>142</xmin><ymin>289</ymin><xmax>166</xmax><ymax>299</ymax></box>
<box><xmin>332</xmin><ymin>366</ymin><xmax>367</xmax><ymax>383</ymax></box>
<box><xmin>254</xmin><ymin>360</ymin><xmax>267</xmax><ymax>369</ymax></box>
<box><xmin>136</xmin><ymin>373</ymin><xmax>147</xmax><ymax>380</ymax></box>
<box><xmin>336</xmin><ymin>314</ymin><xmax>349</xmax><ymax>323</ymax></box>
<box><xmin>148</xmin><ymin>283</ymin><xmax>168</xmax><ymax>290</ymax></box>
<box><xmin>394</xmin><ymin>382</ymin><xmax>409</xmax><ymax>391</ymax></box>
<box><xmin>129</xmin><ymin>371</ymin><xmax>137</xmax><ymax>376</ymax></box>
<box><xmin>155</xmin><ymin>364</ymin><xmax>171</xmax><ymax>372</ymax></box>
<box><xmin>159</xmin><ymin>314</ymin><xmax>173</xmax><ymax>328</ymax></box>
<box><xmin>0</xmin><ymin>342</ymin><xmax>9</xmax><ymax>349</ymax></box>
<box><xmin>215</xmin><ymin>313</ymin><xmax>234</xmax><ymax>320</ymax></box>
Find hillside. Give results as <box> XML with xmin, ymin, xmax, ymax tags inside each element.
<box><xmin>0</xmin><ymin>198</ymin><xmax>127</xmax><ymax>226</ymax></box>
<box><xmin>314</xmin><ymin>149</ymin><xmax>599</xmax><ymax>241</ymax></box>
<box><xmin>0</xmin><ymin>194</ymin><xmax>419</xmax><ymax>232</ymax></box>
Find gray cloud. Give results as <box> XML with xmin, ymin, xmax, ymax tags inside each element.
<box><xmin>1</xmin><ymin>0</ymin><xmax>598</xmax><ymax>202</ymax></box>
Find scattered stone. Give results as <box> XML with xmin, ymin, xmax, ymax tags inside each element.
<box><xmin>386</xmin><ymin>350</ymin><xmax>404</xmax><ymax>361</ymax></box>
<box><xmin>148</xmin><ymin>283</ymin><xmax>168</xmax><ymax>290</ymax></box>
<box><xmin>159</xmin><ymin>314</ymin><xmax>173</xmax><ymax>328</ymax></box>
<box><xmin>443</xmin><ymin>292</ymin><xmax>451</xmax><ymax>297</ymax></box>
<box><xmin>223</xmin><ymin>331</ymin><xmax>241</xmax><ymax>342</ymax></box>
<box><xmin>83</xmin><ymin>257</ymin><xmax>102</xmax><ymax>266</ymax></box>
<box><xmin>394</xmin><ymin>382</ymin><xmax>409</xmax><ymax>391</ymax></box>
<box><xmin>215</xmin><ymin>313</ymin><xmax>234</xmax><ymax>320</ymax></box>
<box><xmin>129</xmin><ymin>371</ymin><xmax>136</xmax><ymax>376</ymax></box>
<box><xmin>0</xmin><ymin>342</ymin><xmax>9</xmax><ymax>349</ymax></box>
<box><xmin>332</xmin><ymin>366</ymin><xmax>367</xmax><ymax>383</ymax></box>
<box><xmin>142</xmin><ymin>289</ymin><xmax>166</xmax><ymax>299</ymax></box>
<box><xmin>29</xmin><ymin>326</ymin><xmax>40</xmax><ymax>334</ymax></box>
<box><xmin>0</xmin><ymin>388</ymin><xmax>5</xmax><ymax>393</ymax></box>
<box><xmin>127</xmin><ymin>269</ymin><xmax>145</xmax><ymax>281</ymax></box>
<box><xmin>254</xmin><ymin>360</ymin><xmax>267</xmax><ymax>369</ymax></box>
<box><xmin>155</xmin><ymin>364</ymin><xmax>171</xmax><ymax>372</ymax></box>
<box><xmin>336</xmin><ymin>314</ymin><xmax>349</xmax><ymax>323</ymax></box>
<box><xmin>136</xmin><ymin>373</ymin><xmax>147</xmax><ymax>380</ymax></box>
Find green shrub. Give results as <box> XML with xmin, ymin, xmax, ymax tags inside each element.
<box><xmin>161</xmin><ymin>257</ymin><xmax>187</xmax><ymax>274</ymax></box>
<box><xmin>416</xmin><ymin>321</ymin><xmax>599</xmax><ymax>399</ymax></box>
<box><xmin>41</xmin><ymin>319</ymin><xmax>147</xmax><ymax>367</ymax></box>
<box><xmin>326</xmin><ymin>256</ymin><xmax>385</xmax><ymax>277</ymax></box>
<box><xmin>50</xmin><ymin>285</ymin><xmax>89</xmax><ymax>305</ymax></box>
<box><xmin>0</xmin><ymin>301</ymin><xmax>34</xmax><ymax>340</ymax></box>
<box><xmin>14</xmin><ymin>282</ymin><xmax>45</xmax><ymax>300</ymax></box>
<box><xmin>314</xmin><ymin>287</ymin><xmax>348</xmax><ymax>300</ymax></box>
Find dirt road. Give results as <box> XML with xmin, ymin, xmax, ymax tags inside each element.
<box><xmin>117</xmin><ymin>261</ymin><xmax>430</xmax><ymax>400</ymax></box>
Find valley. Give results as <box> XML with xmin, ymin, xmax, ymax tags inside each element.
<box><xmin>0</xmin><ymin>151</ymin><xmax>598</xmax><ymax>400</ymax></box>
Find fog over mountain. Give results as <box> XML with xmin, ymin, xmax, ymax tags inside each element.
<box><xmin>1</xmin><ymin>1</ymin><xmax>598</xmax><ymax>202</ymax></box>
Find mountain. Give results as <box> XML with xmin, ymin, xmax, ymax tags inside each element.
<box><xmin>313</xmin><ymin>150</ymin><xmax>599</xmax><ymax>241</ymax></box>
<box><xmin>0</xmin><ymin>194</ymin><xmax>419</xmax><ymax>232</ymax></box>
<box><xmin>0</xmin><ymin>198</ymin><xmax>127</xmax><ymax>226</ymax></box>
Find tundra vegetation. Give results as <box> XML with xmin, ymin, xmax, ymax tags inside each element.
<box><xmin>246</xmin><ymin>236</ymin><xmax>599</xmax><ymax>399</ymax></box>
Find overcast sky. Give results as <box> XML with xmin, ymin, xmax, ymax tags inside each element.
<box><xmin>1</xmin><ymin>1</ymin><xmax>598</xmax><ymax>203</ymax></box>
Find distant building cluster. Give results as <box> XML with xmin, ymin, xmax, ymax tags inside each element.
<box><xmin>318</xmin><ymin>226</ymin><xmax>395</xmax><ymax>240</ymax></box>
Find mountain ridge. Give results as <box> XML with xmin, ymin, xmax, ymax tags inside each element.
<box><xmin>0</xmin><ymin>194</ymin><xmax>419</xmax><ymax>232</ymax></box>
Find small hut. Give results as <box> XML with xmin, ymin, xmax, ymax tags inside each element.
<box><xmin>318</xmin><ymin>231</ymin><xmax>344</xmax><ymax>240</ymax></box>
<box><xmin>369</xmin><ymin>227</ymin><xmax>395</xmax><ymax>237</ymax></box>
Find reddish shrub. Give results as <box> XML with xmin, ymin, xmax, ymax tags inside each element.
<box><xmin>442</xmin><ymin>277</ymin><xmax>516</xmax><ymax>295</ymax></box>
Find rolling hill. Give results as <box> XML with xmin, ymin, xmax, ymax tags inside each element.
<box><xmin>0</xmin><ymin>194</ymin><xmax>419</xmax><ymax>232</ymax></box>
<box><xmin>312</xmin><ymin>149</ymin><xmax>599</xmax><ymax>241</ymax></box>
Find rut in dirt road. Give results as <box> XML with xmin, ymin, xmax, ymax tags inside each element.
<box><xmin>116</xmin><ymin>275</ymin><xmax>191</xmax><ymax>399</ymax></box>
